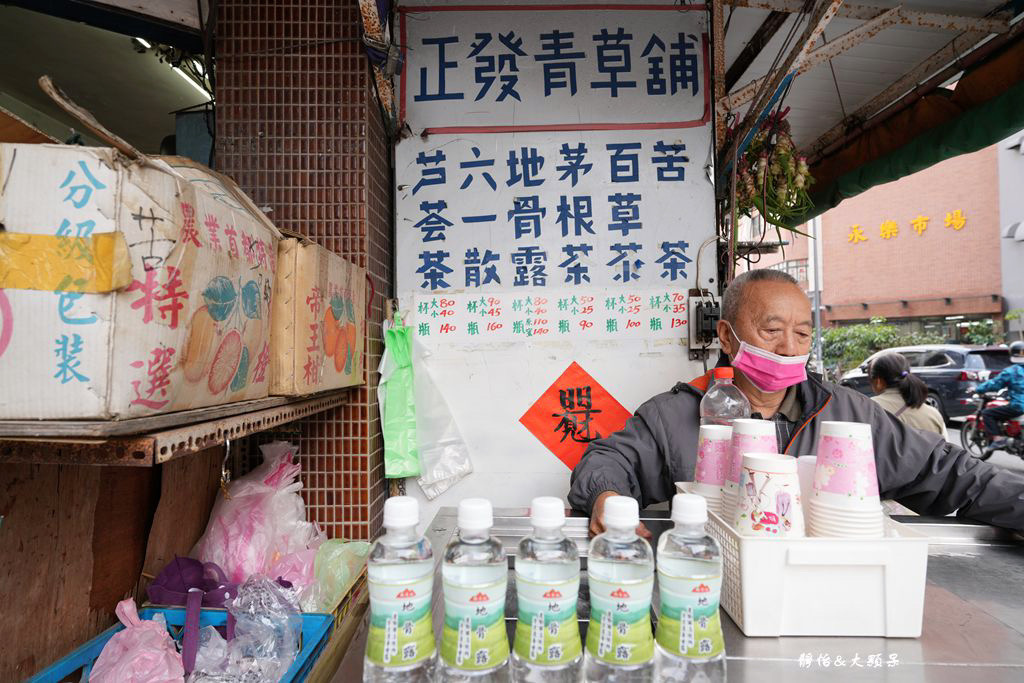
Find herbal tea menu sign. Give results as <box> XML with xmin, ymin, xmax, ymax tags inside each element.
<box><xmin>394</xmin><ymin>1</ymin><xmax>717</xmax><ymax>515</ymax></box>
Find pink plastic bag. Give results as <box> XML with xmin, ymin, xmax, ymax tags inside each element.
<box><xmin>89</xmin><ymin>599</ymin><xmax>184</xmax><ymax>683</ymax></box>
<box><xmin>193</xmin><ymin>442</ymin><xmax>321</xmax><ymax>583</ymax></box>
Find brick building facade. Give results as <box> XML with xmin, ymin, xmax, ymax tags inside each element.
<box><xmin>751</xmin><ymin>142</ymin><xmax>1012</xmax><ymax>342</ymax></box>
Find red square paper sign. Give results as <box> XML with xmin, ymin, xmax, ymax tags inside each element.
<box><xmin>520</xmin><ymin>361</ymin><xmax>633</xmax><ymax>470</ymax></box>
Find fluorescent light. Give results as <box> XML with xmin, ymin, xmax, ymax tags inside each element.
<box><xmin>173</xmin><ymin>66</ymin><xmax>211</xmax><ymax>100</ymax></box>
<box><xmin>135</xmin><ymin>37</ymin><xmax>151</xmax><ymax>49</ymax></box>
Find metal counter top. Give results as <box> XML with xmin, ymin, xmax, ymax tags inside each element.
<box><xmin>335</xmin><ymin>508</ymin><xmax>1024</xmax><ymax>682</ymax></box>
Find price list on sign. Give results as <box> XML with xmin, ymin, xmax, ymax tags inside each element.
<box><xmin>412</xmin><ymin>288</ymin><xmax>689</xmax><ymax>345</ymax></box>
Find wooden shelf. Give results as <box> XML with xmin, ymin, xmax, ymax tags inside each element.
<box><xmin>0</xmin><ymin>390</ymin><xmax>352</xmax><ymax>466</ymax></box>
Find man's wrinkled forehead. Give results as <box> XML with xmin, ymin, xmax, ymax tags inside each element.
<box><xmin>738</xmin><ymin>281</ymin><xmax>812</xmax><ymax>326</ymax></box>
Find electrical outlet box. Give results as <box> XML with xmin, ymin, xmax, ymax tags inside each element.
<box><xmin>688</xmin><ymin>296</ymin><xmax>721</xmax><ymax>351</ymax></box>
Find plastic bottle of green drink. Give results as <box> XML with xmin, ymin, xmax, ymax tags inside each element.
<box><xmin>584</xmin><ymin>495</ymin><xmax>655</xmax><ymax>682</ymax></box>
<box><xmin>439</xmin><ymin>498</ymin><xmax>510</xmax><ymax>682</ymax></box>
<box><xmin>655</xmin><ymin>494</ymin><xmax>726</xmax><ymax>682</ymax></box>
<box><xmin>364</xmin><ymin>496</ymin><xmax>436</xmax><ymax>683</ymax></box>
<box><xmin>510</xmin><ymin>497</ymin><xmax>582</xmax><ymax>682</ymax></box>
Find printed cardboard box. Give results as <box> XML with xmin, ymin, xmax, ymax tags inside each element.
<box><xmin>0</xmin><ymin>145</ymin><xmax>281</xmax><ymax>419</ymax></box>
<box><xmin>270</xmin><ymin>238</ymin><xmax>365</xmax><ymax>395</ymax></box>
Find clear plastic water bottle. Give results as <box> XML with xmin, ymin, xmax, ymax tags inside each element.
<box><xmin>364</xmin><ymin>496</ymin><xmax>437</xmax><ymax>683</ymax></box>
<box><xmin>511</xmin><ymin>497</ymin><xmax>582</xmax><ymax>683</ymax></box>
<box><xmin>699</xmin><ymin>367</ymin><xmax>750</xmax><ymax>427</ymax></box>
<box><xmin>655</xmin><ymin>494</ymin><xmax>726</xmax><ymax>683</ymax></box>
<box><xmin>439</xmin><ymin>498</ymin><xmax>510</xmax><ymax>682</ymax></box>
<box><xmin>584</xmin><ymin>496</ymin><xmax>655</xmax><ymax>682</ymax></box>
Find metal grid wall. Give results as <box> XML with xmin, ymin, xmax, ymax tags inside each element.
<box><xmin>216</xmin><ymin>0</ymin><xmax>390</xmax><ymax>540</ymax></box>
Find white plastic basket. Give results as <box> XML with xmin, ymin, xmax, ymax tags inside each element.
<box><xmin>705</xmin><ymin>510</ymin><xmax>929</xmax><ymax>637</ymax></box>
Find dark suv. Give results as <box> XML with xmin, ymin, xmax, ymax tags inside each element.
<box><xmin>838</xmin><ymin>345</ymin><xmax>1013</xmax><ymax>421</ymax></box>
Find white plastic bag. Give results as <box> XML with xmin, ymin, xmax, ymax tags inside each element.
<box><xmin>411</xmin><ymin>337</ymin><xmax>473</xmax><ymax>499</ymax></box>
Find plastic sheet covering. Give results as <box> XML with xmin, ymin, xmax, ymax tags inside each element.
<box><xmin>412</xmin><ymin>336</ymin><xmax>473</xmax><ymax>499</ymax></box>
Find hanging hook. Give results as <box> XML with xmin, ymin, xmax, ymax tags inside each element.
<box><xmin>219</xmin><ymin>438</ymin><xmax>233</xmax><ymax>500</ymax></box>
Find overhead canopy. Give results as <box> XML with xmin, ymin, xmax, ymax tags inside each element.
<box><xmin>717</xmin><ymin>0</ymin><xmax>1024</xmax><ymax>224</ymax></box>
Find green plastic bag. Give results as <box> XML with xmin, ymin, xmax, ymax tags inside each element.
<box><xmin>379</xmin><ymin>317</ymin><xmax>421</xmax><ymax>478</ymax></box>
<box><xmin>304</xmin><ymin>539</ymin><xmax>371</xmax><ymax>612</ymax></box>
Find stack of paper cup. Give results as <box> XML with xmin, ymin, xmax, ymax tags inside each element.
<box><xmin>724</xmin><ymin>419</ymin><xmax>778</xmax><ymax>519</ymax></box>
<box><xmin>807</xmin><ymin>421</ymin><xmax>884</xmax><ymax>537</ymax></box>
<box><xmin>684</xmin><ymin>424</ymin><xmax>732</xmax><ymax>517</ymax></box>
<box><xmin>732</xmin><ymin>453</ymin><xmax>805</xmax><ymax>537</ymax></box>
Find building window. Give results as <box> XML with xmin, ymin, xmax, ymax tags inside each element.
<box><xmin>770</xmin><ymin>258</ymin><xmax>808</xmax><ymax>283</ymax></box>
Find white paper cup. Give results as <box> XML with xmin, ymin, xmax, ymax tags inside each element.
<box><xmin>676</xmin><ymin>480</ymin><xmax>725</xmax><ymax>517</ymax></box>
<box><xmin>733</xmin><ymin>452</ymin><xmax>804</xmax><ymax>538</ymax></box>
<box><xmin>725</xmin><ymin>419</ymin><xmax>778</xmax><ymax>511</ymax></box>
<box><xmin>796</xmin><ymin>455</ymin><xmax>816</xmax><ymax>503</ymax></box>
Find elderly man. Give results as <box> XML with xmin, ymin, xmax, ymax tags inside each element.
<box><xmin>569</xmin><ymin>269</ymin><xmax>1024</xmax><ymax>535</ymax></box>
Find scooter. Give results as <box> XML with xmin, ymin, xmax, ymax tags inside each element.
<box><xmin>961</xmin><ymin>390</ymin><xmax>1024</xmax><ymax>460</ymax></box>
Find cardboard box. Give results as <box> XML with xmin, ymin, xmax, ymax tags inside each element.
<box><xmin>0</xmin><ymin>145</ymin><xmax>281</xmax><ymax>419</ymax></box>
<box><xmin>270</xmin><ymin>237</ymin><xmax>365</xmax><ymax>395</ymax></box>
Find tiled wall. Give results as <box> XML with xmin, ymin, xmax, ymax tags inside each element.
<box><xmin>216</xmin><ymin>0</ymin><xmax>390</xmax><ymax>539</ymax></box>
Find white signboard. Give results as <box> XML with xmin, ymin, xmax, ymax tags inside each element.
<box><xmin>396</xmin><ymin>128</ymin><xmax>715</xmax><ymax>297</ymax></box>
<box><xmin>399</xmin><ymin>4</ymin><xmax>709</xmax><ymax>132</ymax></box>
<box><xmin>394</xmin><ymin>2</ymin><xmax>717</xmax><ymax>519</ymax></box>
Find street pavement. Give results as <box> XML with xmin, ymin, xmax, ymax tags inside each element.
<box><xmin>946</xmin><ymin>423</ymin><xmax>1024</xmax><ymax>473</ymax></box>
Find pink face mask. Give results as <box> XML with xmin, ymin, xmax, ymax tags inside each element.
<box><xmin>725</xmin><ymin>322</ymin><xmax>809</xmax><ymax>392</ymax></box>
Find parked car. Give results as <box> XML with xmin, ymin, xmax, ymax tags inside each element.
<box><xmin>838</xmin><ymin>345</ymin><xmax>1013</xmax><ymax>421</ymax></box>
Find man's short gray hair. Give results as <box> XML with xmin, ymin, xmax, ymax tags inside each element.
<box><xmin>721</xmin><ymin>269</ymin><xmax>799</xmax><ymax>323</ymax></box>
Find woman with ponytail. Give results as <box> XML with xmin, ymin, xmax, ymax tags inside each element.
<box><xmin>868</xmin><ymin>353</ymin><xmax>946</xmax><ymax>436</ymax></box>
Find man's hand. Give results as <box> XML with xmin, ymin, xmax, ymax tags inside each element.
<box><xmin>589</xmin><ymin>490</ymin><xmax>652</xmax><ymax>539</ymax></box>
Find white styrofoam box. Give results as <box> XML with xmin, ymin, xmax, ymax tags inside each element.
<box><xmin>0</xmin><ymin>145</ymin><xmax>281</xmax><ymax>419</ymax></box>
<box><xmin>706</xmin><ymin>510</ymin><xmax>929</xmax><ymax>637</ymax></box>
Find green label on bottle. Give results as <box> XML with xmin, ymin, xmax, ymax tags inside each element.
<box><xmin>366</xmin><ymin>570</ymin><xmax>436</xmax><ymax>667</ymax></box>
<box><xmin>440</xmin><ymin>575</ymin><xmax>510</xmax><ymax>671</ymax></box>
<box><xmin>585</xmin><ymin>573</ymin><xmax>654</xmax><ymax>666</ymax></box>
<box><xmin>655</xmin><ymin>571</ymin><xmax>724</xmax><ymax>659</ymax></box>
<box><xmin>513</xmin><ymin>573</ymin><xmax>582</xmax><ymax>666</ymax></box>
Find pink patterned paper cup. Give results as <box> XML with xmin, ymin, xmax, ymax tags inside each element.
<box><xmin>811</xmin><ymin>421</ymin><xmax>880</xmax><ymax>510</ymax></box>
<box><xmin>727</xmin><ymin>419</ymin><xmax>778</xmax><ymax>487</ymax></box>
<box><xmin>696</xmin><ymin>425</ymin><xmax>732</xmax><ymax>486</ymax></box>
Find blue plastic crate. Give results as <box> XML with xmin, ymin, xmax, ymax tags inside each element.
<box><xmin>28</xmin><ymin>607</ymin><xmax>334</xmax><ymax>683</ymax></box>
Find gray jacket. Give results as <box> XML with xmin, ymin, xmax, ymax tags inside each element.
<box><xmin>568</xmin><ymin>371</ymin><xmax>1024</xmax><ymax>532</ymax></box>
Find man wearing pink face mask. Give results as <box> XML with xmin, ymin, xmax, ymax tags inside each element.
<box><xmin>569</xmin><ymin>269</ymin><xmax>1024</xmax><ymax>537</ymax></box>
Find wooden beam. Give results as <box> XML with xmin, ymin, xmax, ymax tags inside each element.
<box><xmin>719</xmin><ymin>0</ymin><xmax>842</xmax><ymax>121</ymax></box>
<box><xmin>723</xmin><ymin>6</ymin><xmax>902</xmax><ymax>110</ymax></box>
<box><xmin>726</xmin><ymin>10</ymin><xmax>790</xmax><ymax>91</ymax></box>
<box><xmin>723</xmin><ymin>0</ymin><xmax>1010</xmax><ymax>35</ymax></box>
<box><xmin>713</xmin><ymin>0</ymin><xmax>728</xmax><ymax>150</ymax></box>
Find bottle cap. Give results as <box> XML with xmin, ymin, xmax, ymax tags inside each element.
<box><xmin>672</xmin><ymin>493</ymin><xmax>708</xmax><ymax>525</ymax></box>
<box><xmin>713</xmin><ymin>367</ymin><xmax>734</xmax><ymax>380</ymax></box>
<box><xmin>602</xmin><ymin>495</ymin><xmax>640</xmax><ymax>528</ymax></box>
<box><xmin>530</xmin><ymin>497</ymin><xmax>565</xmax><ymax>528</ymax></box>
<box><xmin>457</xmin><ymin>498</ymin><xmax>493</xmax><ymax>530</ymax></box>
<box><xmin>383</xmin><ymin>496</ymin><xmax>418</xmax><ymax>528</ymax></box>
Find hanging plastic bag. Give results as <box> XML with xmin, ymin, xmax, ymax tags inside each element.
<box><xmin>379</xmin><ymin>316</ymin><xmax>421</xmax><ymax>478</ymax></box>
<box><xmin>300</xmin><ymin>539</ymin><xmax>371</xmax><ymax>612</ymax></box>
<box><xmin>193</xmin><ymin>442</ymin><xmax>319</xmax><ymax>582</ymax></box>
<box><xmin>89</xmin><ymin>599</ymin><xmax>184</xmax><ymax>683</ymax></box>
<box><xmin>412</xmin><ymin>335</ymin><xmax>473</xmax><ymax>499</ymax></box>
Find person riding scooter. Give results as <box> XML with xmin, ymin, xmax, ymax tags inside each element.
<box><xmin>976</xmin><ymin>341</ymin><xmax>1024</xmax><ymax>455</ymax></box>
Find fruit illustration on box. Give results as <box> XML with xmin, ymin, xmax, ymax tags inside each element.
<box><xmin>323</xmin><ymin>293</ymin><xmax>358</xmax><ymax>376</ymax></box>
<box><xmin>181</xmin><ymin>274</ymin><xmax>264</xmax><ymax>395</ymax></box>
